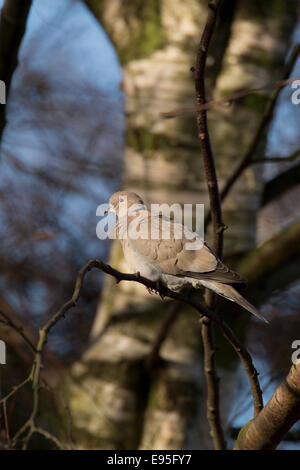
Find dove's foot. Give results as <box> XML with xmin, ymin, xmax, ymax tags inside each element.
<box><xmin>147</xmin><ymin>287</ymin><xmax>155</xmax><ymax>295</ymax></box>
<box><xmin>146</xmin><ymin>280</ymin><xmax>165</xmax><ymax>299</ymax></box>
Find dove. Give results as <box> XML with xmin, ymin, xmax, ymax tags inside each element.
<box><xmin>107</xmin><ymin>191</ymin><xmax>268</xmax><ymax>323</ymax></box>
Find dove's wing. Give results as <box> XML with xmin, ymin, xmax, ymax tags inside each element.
<box><xmin>128</xmin><ymin>213</ymin><xmax>245</xmax><ymax>284</ymax></box>
<box><xmin>128</xmin><ymin>213</ymin><xmax>187</xmax><ymax>272</ymax></box>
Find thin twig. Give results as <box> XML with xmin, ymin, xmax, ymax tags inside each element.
<box><xmin>0</xmin><ymin>376</ymin><xmax>31</xmax><ymax>404</ymax></box>
<box><xmin>3</xmin><ymin>258</ymin><xmax>262</xmax><ymax>449</ymax></box>
<box><xmin>54</xmin><ymin>259</ymin><xmax>264</xmax><ymax>418</ymax></box>
<box><xmin>161</xmin><ymin>75</ymin><xmax>300</xmax><ymax>119</ymax></box>
<box><xmin>0</xmin><ymin>311</ymin><xmax>37</xmax><ymax>354</ymax></box>
<box><xmin>195</xmin><ymin>0</ymin><xmax>225</xmax><ymax>254</ymax></box>
<box><xmin>9</xmin><ymin>261</ymin><xmax>94</xmax><ymax>448</ymax></box>
<box><xmin>204</xmin><ymin>44</ymin><xmax>300</xmax><ymax>226</ymax></box>
<box><xmin>33</xmin><ymin>426</ymin><xmax>66</xmax><ymax>450</ymax></box>
<box><xmin>194</xmin><ymin>0</ymin><xmax>226</xmax><ymax>450</ymax></box>
<box><xmin>96</xmin><ymin>259</ymin><xmax>263</xmax><ymax>416</ymax></box>
<box><xmin>252</xmin><ymin>149</ymin><xmax>300</xmax><ymax>164</ymax></box>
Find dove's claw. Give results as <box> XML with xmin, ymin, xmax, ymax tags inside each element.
<box><xmin>146</xmin><ymin>281</ymin><xmax>164</xmax><ymax>297</ymax></box>
<box><xmin>151</xmin><ymin>280</ymin><xmax>165</xmax><ymax>300</ymax></box>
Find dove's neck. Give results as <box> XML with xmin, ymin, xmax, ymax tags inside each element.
<box><xmin>116</xmin><ymin>209</ymin><xmax>149</xmax><ymax>240</ymax></box>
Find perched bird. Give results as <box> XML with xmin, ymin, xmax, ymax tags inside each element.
<box><xmin>107</xmin><ymin>191</ymin><xmax>268</xmax><ymax>323</ymax></box>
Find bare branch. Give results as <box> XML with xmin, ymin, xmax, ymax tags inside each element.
<box><xmin>97</xmin><ymin>261</ymin><xmax>264</xmax><ymax>417</ymax></box>
<box><xmin>0</xmin><ymin>376</ymin><xmax>31</xmax><ymax>404</ymax></box>
<box><xmin>252</xmin><ymin>149</ymin><xmax>300</xmax><ymax>165</ymax></box>
<box><xmin>235</xmin><ymin>361</ymin><xmax>300</xmax><ymax>450</ymax></box>
<box><xmin>0</xmin><ymin>310</ymin><xmax>37</xmax><ymax>354</ymax></box>
<box><xmin>194</xmin><ymin>0</ymin><xmax>225</xmax><ymax>450</ymax></box>
<box><xmin>2</xmin><ymin>258</ymin><xmax>263</xmax><ymax>449</ymax></box>
<box><xmin>162</xmin><ymin>75</ymin><xmax>300</xmax><ymax>119</ymax></box>
<box><xmin>50</xmin><ymin>259</ymin><xmax>264</xmax><ymax>419</ymax></box>
<box><xmin>33</xmin><ymin>426</ymin><xmax>66</xmax><ymax>450</ymax></box>
<box><xmin>261</xmin><ymin>162</ymin><xmax>300</xmax><ymax>207</ymax></box>
<box><xmin>237</xmin><ymin>219</ymin><xmax>300</xmax><ymax>286</ymax></box>
<box><xmin>204</xmin><ymin>44</ymin><xmax>300</xmax><ymax>226</ymax></box>
<box><xmin>218</xmin><ymin>44</ymin><xmax>300</xmax><ymax>202</ymax></box>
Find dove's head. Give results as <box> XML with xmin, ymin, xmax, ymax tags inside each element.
<box><xmin>108</xmin><ymin>191</ymin><xmax>145</xmax><ymax>217</ymax></box>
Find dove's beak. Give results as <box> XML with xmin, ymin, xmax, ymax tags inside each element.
<box><xmin>104</xmin><ymin>204</ymin><xmax>115</xmax><ymax>214</ymax></box>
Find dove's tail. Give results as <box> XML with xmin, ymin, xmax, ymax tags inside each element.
<box><xmin>200</xmin><ymin>280</ymin><xmax>269</xmax><ymax>324</ymax></box>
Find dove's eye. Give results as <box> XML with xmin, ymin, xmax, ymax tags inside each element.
<box><xmin>119</xmin><ymin>197</ymin><xmax>124</xmax><ymax>202</ymax></box>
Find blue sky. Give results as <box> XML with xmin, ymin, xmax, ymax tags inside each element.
<box><xmin>0</xmin><ymin>0</ymin><xmax>122</xmax><ymax>91</ymax></box>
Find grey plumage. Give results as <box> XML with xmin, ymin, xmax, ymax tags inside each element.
<box><xmin>108</xmin><ymin>191</ymin><xmax>268</xmax><ymax>323</ymax></box>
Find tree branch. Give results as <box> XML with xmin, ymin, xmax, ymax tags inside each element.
<box><xmin>194</xmin><ymin>0</ymin><xmax>226</xmax><ymax>450</ymax></box>
<box><xmin>72</xmin><ymin>260</ymin><xmax>263</xmax><ymax>420</ymax></box>
<box><xmin>162</xmin><ymin>75</ymin><xmax>300</xmax><ymax>119</ymax></box>
<box><xmin>235</xmin><ymin>361</ymin><xmax>300</xmax><ymax>450</ymax></box>
<box><xmin>203</xmin><ymin>44</ymin><xmax>300</xmax><ymax>226</ymax></box>
<box><xmin>236</xmin><ymin>219</ymin><xmax>300</xmax><ymax>287</ymax></box>
<box><xmin>252</xmin><ymin>149</ymin><xmax>300</xmax><ymax>165</ymax></box>
<box><xmin>1</xmin><ymin>258</ymin><xmax>263</xmax><ymax>449</ymax></box>
<box><xmin>218</xmin><ymin>44</ymin><xmax>300</xmax><ymax>204</ymax></box>
<box><xmin>261</xmin><ymin>161</ymin><xmax>300</xmax><ymax>207</ymax></box>
<box><xmin>0</xmin><ymin>310</ymin><xmax>37</xmax><ymax>354</ymax></box>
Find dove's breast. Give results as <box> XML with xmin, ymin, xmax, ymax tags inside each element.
<box><xmin>122</xmin><ymin>239</ymin><xmax>162</xmax><ymax>281</ymax></box>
